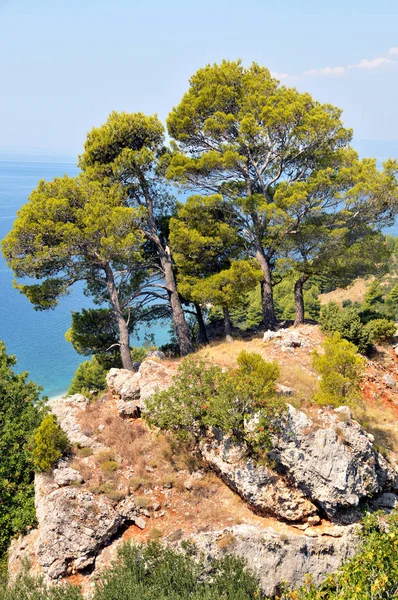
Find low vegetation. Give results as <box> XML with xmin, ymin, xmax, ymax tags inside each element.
<box><xmin>0</xmin><ymin>542</ymin><xmax>262</xmax><ymax>599</ymax></box>
<box><xmin>0</xmin><ymin>343</ymin><xmax>46</xmax><ymax>562</ymax></box>
<box><xmin>313</xmin><ymin>333</ymin><xmax>365</xmax><ymax>408</ymax></box>
<box><xmin>283</xmin><ymin>511</ymin><xmax>398</xmax><ymax>599</ymax></box>
<box><xmin>31</xmin><ymin>415</ymin><xmax>70</xmax><ymax>473</ymax></box>
<box><xmin>146</xmin><ymin>350</ymin><xmax>284</xmax><ymax>451</ymax></box>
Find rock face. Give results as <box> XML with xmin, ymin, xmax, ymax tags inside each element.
<box><xmin>269</xmin><ymin>405</ymin><xmax>398</xmax><ymax>519</ymax></box>
<box><xmin>200</xmin><ymin>430</ymin><xmax>318</xmax><ymax>522</ymax></box>
<box><xmin>49</xmin><ymin>394</ymin><xmax>103</xmax><ymax>449</ymax></box>
<box><xmin>25</xmin><ymin>473</ymin><xmax>139</xmax><ymax>579</ymax></box>
<box><xmin>138</xmin><ymin>360</ymin><xmax>173</xmax><ymax>403</ymax></box>
<box><xmin>190</xmin><ymin>523</ymin><xmax>359</xmax><ymax>598</ymax></box>
<box><xmin>106</xmin><ymin>360</ymin><xmax>173</xmax><ymax>415</ymax></box>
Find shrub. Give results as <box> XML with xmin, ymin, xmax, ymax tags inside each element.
<box><xmin>93</xmin><ymin>541</ymin><xmax>262</xmax><ymax>599</ymax></box>
<box><xmin>146</xmin><ymin>351</ymin><xmax>284</xmax><ymax>451</ymax></box>
<box><xmin>0</xmin><ymin>343</ymin><xmax>46</xmax><ymax>561</ymax></box>
<box><xmin>319</xmin><ymin>302</ymin><xmax>372</xmax><ymax>353</ymax></box>
<box><xmin>0</xmin><ymin>570</ymin><xmax>83</xmax><ymax>600</ymax></box>
<box><xmin>99</xmin><ymin>460</ymin><xmax>119</xmax><ymax>474</ymax></box>
<box><xmin>363</xmin><ymin>318</ymin><xmax>396</xmax><ymax>343</ymax></box>
<box><xmin>312</xmin><ymin>333</ymin><xmax>365</xmax><ymax>407</ymax></box>
<box><xmin>68</xmin><ymin>356</ymin><xmax>107</xmax><ymax>396</ymax></box>
<box><xmin>76</xmin><ymin>447</ymin><xmax>93</xmax><ymax>458</ymax></box>
<box><xmin>31</xmin><ymin>415</ymin><xmax>70</xmax><ymax>473</ymax></box>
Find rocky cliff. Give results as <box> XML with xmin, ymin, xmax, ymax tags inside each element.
<box><xmin>8</xmin><ymin>328</ymin><xmax>398</xmax><ymax>597</ymax></box>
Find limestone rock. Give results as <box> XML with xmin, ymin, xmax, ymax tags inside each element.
<box><xmin>188</xmin><ymin>523</ymin><xmax>358</xmax><ymax>598</ymax></box>
<box><xmin>200</xmin><ymin>430</ymin><xmax>317</xmax><ymax>522</ymax></box>
<box><xmin>49</xmin><ymin>394</ymin><xmax>103</xmax><ymax>449</ymax></box>
<box><xmin>139</xmin><ymin>359</ymin><xmax>173</xmax><ymax>403</ymax></box>
<box><xmin>53</xmin><ymin>464</ymin><xmax>83</xmax><ymax>487</ymax></box>
<box><xmin>32</xmin><ymin>473</ymin><xmax>139</xmax><ymax>579</ymax></box>
<box><xmin>383</xmin><ymin>374</ymin><xmax>396</xmax><ymax>388</ymax></box>
<box><xmin>106</xmin><ymin>369</ymin><xmax>141</xmax><ymax>401</ymax></box>
<box><xmin>269</xmin><ymin>404</ymin><xmax>398</xmax><ymax>518</ymax></box>
<box><xmin>263</xmin><ymin>330</ymin><xmax>282</xmax><ymax>343</ymax></box>
<box><xmin>146</xmin><ymin>350</ymin><xmax>166</xmax><ymax>360</ymax></box>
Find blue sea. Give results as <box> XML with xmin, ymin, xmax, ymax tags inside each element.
<box><xmin>0</xmin><ymin>158</ymin><xmax>169</xmax><ymax>398</ymax></box>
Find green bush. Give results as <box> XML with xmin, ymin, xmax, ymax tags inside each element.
<box><xmin>31</xmin><ymin>415</ymin><xmax>70</xmax><ymax>472</ymax></box>
<box><xmin>1</xmin><ymin>542</ymin><xmax>262</xmax><ymax>599</ymax></box>
<box><xmin>0</xmin><ymin>570</ymin><xmax>83</xmax><ymax>600</ymax></box>
<box><xmin>282</xmin><ymin>510</ymin><xmax>398</xmax><ymax>599</ymax></box>
<box><xmin>146</xmin><ymin>351</ymin><xmax>284</xmax><ymax>450</ymax></box>
<box><xmin>0</xmin><ymin>343</ymin><xmax>46</xmax><ymax>562</ymax></box>
<box><xmin>319</xmin><ymin>302</ymin><xmax>373</xmax><ymax>353</ymax></box>
<box><xmin>94</xmin><ymin>541</ymin><xmax>262</xmax><ymax>600</ymax></box>
<box><xmin>363</xmin><ymin>318</ymin><xmax>396</xmax><ymax>343</ymax></box>
<box><xmin>313</xmin><ymin>333</ymin><xmax>365</xmax><ymax>407</ymax></box>
<box><xmin>68</xmin><ymin>356</ymin><xmax>107</xmax><ymax>396</ymax></box>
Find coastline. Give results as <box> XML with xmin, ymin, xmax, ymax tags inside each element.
<box><xmin>47</xmin><ymin>391</ymin><xmax>68</xmax><ymax>404</ymax></box>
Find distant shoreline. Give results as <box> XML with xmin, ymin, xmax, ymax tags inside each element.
<box><xmin>47</xmin><ymin>392</ymin><xmax>68</xmax><ymax>403</ymax></box>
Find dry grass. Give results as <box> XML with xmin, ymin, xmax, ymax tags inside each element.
<box><xmin>355</xmin><ymin>402</ymin><xmax>398</xmax><ymax>455</ymax></box>
<box><xmin>216</xmin><ymin>533</ymin><xmax>237</xmax><ymax>551</ymax></box>
<box><xmin>319</xmin><ymin>278</ymin><xmax>371</xmax><ymax>306</ymax></box>
<box><xmin>278</xmin><ymin>364</ymin><xmax>319</xmax><ymax>403</ymax></box>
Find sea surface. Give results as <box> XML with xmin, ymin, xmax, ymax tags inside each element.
<box><xmin>0</xmin><ymin>158</ymin><xmax>168</xmax><ymax>398</ymax></box>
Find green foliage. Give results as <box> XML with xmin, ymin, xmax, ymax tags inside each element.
<box><xmin>319</xmin><ymin>302</ymin><xmax>373</xmax><ymax>353</ymax></box>
<box><xmin>31</xmin><ymin>415</ymin><xmax>70</xmax><ymax>473</ymax></box>
<box><xmin>0</xmin><ymin>343</ymin><xmax>45</xmax><ymax>561</ymax></box>
<box><xmin>146</xmin><ymin>351</ymin><xmax>283</xmax><ymax>450</ymax></box>
<box><xmin>0</xmin><ymin>569</ymin><xmax>83</xmax><ymax>600</ymax></box>
<box><xmin>320</xmin><ymin>301</ymin><xmax>396</xmax><ymax>353</ymax></box>
<box><xmin>363</xmin><ymin>318</ymin><xmax>396</xmax><ymax>343</ymax></box>
<box><xmin>68</xmin><ymin>357</ymin><xmax>107</xmax><ymax>396</ymax></box>
<box><xmin>181</xmin><ymin>260</ymin><xmax>263</xmax><ymax>315</ymax></box>
<box><xmin>312</xmin><ymin>333</ymin><xmax>365</xmax><ymax>407</ymax></box>
<box><xmin>94</xmin><ymin>541</ymin><xmax>262</xmax><ymax>600</ymax></box>
<box><xmin>283</xmin><ymin>510</ymin><xmax>398</xmax><ymax>599</ymax></box>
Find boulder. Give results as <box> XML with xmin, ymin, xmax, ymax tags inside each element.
<box><xmin>32</xmin><ymin>474</ymin><xmax>139</xmax><ymax>579</ymax></box>
<box><xmin>269</xmin><ymin>405</ymin><xmax>398</xmax><ymax>518</ymax></box>
<box><xmin>383</xmin><ymin>374</ymin><xmax>396</xmax><ymax>389</ymax></box>
<box><xmin>139</xmin><ymin>360</ymin><xmax>173</xmax><ymax>403</ymax></box>
<box><xmin>53</xmin><ymin>463</ymin><xmax>83</xmax><ymax>487</ymax></box>
<box><xmin>200</xmin><ymin>430</ymin><xmax>317</xmax><ymax>522</ymax></box>
<box><xmin>263</xmin><ymin>330</ymin><xmax>282</xmax><ymax>343</ymax></box>
<box><xmin>49</xmin><ymin>394</ymin><xmax>103</xmax><ymax>449</ymax></box>
<box><xmin>106</xmin><ymin>369</ymin><xmax>141</xmax><ymax>401</ymax></box>
<box><xmin>146</xmin><ymin>350</ymin><xmax>166</xmax><ymax>360</ymax></box>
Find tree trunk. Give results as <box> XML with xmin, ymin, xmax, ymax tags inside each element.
<box><xmin>194</xmin><ymin>303</ymin><xmax>209</xmax><ymax>345</ymax></box>
<box><xmin>223</xmin><ymin>306</ymin><xmax>234</xmax><ymax>343</ymax></box>
<box><xmin>294</xmin><ymin>275</ymin><xmax>310</xmax><ymax>327</ymax></box>
<box><xmin>162</xmin><ymin>253</ymin><xmax>194</xmax><ymax>356</ymax></box>
<box><xmin>255</xmin><ymin>247</ymin><xmax>277</xmax><ymax>331</ymax></box>
<box><xmin>104</xmin><ymin>264</ymin><xmax>133</xmax><ymax>370</ymax></box>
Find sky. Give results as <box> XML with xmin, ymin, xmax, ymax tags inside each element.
<box><xmin>1</xmin><ymin>0</ymin><xmax>398</xmax><ymax>160</ymax></box>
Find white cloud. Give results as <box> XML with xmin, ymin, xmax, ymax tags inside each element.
<box><xmin>270</xmin><ymin>71</ymin><xmax>290</xmax><ymax>80</ymax></box>
<box><xmin>273</xmin><ymin>45</ymin><xmax>398</xmax><ymax>83</ymax></box>
<box><xmin>350</xmin><ymin>56</ymin><xmax>395</xmax><ymax>70</ymax></box>
<box><xmin>303</xmin><ymin>65</ymin><xmax>346</xmax><ymax>77</ymax></box>
<box><xmin>270</xmin><ymin>71</ymin><xmax>300</xmax><ymax>82</ymax></box>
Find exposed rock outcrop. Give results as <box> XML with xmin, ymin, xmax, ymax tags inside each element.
<box><xmin>49</xmin><ymin>394</ymin><xmax>104</xmax><ymax>449</ymax></box>
<box><xmin>200</xmin><ymin>430</ymin><xmax>318</xmax><ymax>522</ymax></box>
<box><xmin>106</xmin><ymin>360</ymin><xmax>173</xmax><ymax>416</ymax></box>
<box><xmin>12</xmin><ymin>472</ymin><xmax>140</xmax><ymax>580</ymax></box>
<box><xmin>269</xmin><ymin>405</ymin><xmax>398</xmax><ymax>519</ymax></box>
<box><xmin>189</xmin><ymin>523</ymin><xmax>359</xmax><ymax>598</ymax></box>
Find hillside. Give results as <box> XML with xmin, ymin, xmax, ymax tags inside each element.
<box><xmin>8</xmin><ymin>324</ymin><xmax>398</xmax><ymax>598</ymax></box>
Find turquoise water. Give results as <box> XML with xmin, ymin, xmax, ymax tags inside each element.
<box><xmin>0</xmin><ymin>158</ymin><xmax>169</xmax><ymax>398</ymax></box>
